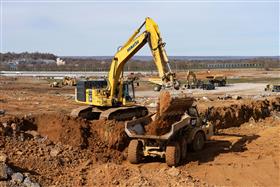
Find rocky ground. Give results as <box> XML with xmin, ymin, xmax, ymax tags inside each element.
<box><xmin>0</xmin><ymin>75</ymin><xmax>280</xmax><ymax>186</ymax></box>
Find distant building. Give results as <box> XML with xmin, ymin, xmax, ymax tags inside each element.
<box><xmin>56</xmin><ymin>58</ymin><xmax>66</xmax><ymax>66</ymax></box>
<box><xmin>8</xmin><ymin>63</ymin><xmax>17</xmax><ymax>70</ymax></box>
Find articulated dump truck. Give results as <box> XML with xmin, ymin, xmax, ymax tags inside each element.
<box><xmin>125</xmin><ymin>91</ymin><xmax>213</xmax><ymax>166</ymax></box>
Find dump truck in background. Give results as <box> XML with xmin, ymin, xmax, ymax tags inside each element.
<box><xmin>181</xmin><ymin>71</ymin><xmax>215</xmax><ymax>90</ymax></box>
<box><xmin>49</xmin><ymin>81</ymin><xmax>60</xmax><ymax>88</ymax></box>
<box><xmin>62</xmin><ymin>76</ymin><xmax>77</xmax><ymax>86</ymax></box>
<box><xmin>206</xmin><ymin>75</ymin><xmax>227</xmax><ymax>87</ymax></box>
<box><xmin>264</xmin><ymin>84</ymin><xmax>280</xmax><ymax>92</ymax></box>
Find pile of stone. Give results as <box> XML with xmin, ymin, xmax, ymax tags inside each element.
<box><xmin>0</xmin><ymin>152</ymin><xmax>40</xmax><ymax>187</ymax></box>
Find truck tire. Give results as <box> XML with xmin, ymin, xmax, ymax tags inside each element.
<box><xmin>180</xmin><ymin>138</ymin><xmax>188</xmax><ymax>161</ymax></box>
<box><xmin>166</xmin><ymin>142</ymin><xmax>181</xmax><ymax>167</ymax></box>
<box><xmin>154</xmin><ymin>85</ymin><xmax>162</xmax><ymax>92</ymax></box>
<box><xmin>128</xmin><ymin>140</ymin><xmax>143</xmax><ymax>164</ymax></box>
<box><xmin>192</xmin><ymin>131</ymin><xmax>205</xmax><ymax>152</ymax></box>
<box><xmin>174</xmin><ymin>80</ymin><xmax>180</xmax><ymax>90</ymax></box>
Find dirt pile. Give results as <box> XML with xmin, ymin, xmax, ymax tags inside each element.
<box><xmin>0</xmin><ymin>152</ymin><xmax>41</xmax><ymax>187</ymax></box>
<box><xmin>144</xmin><ymin>119</ymin><xmax>172</xmax><ymax>135</ymax></box>
<box><xmin>0</xmin><ymin>114</ymin><xmax>130</xmax><ymax>186</ymax></box>
<box><xmin>145</xmin><ymin>91</ymin><xmax>194</xmax><ymax>135</ymax></box>
<box><xmin>35</xmin><ymin>114</ymin><xmax>89</xmax><ymax>148</ymax></box>
<box><xmin>90</xmin><ymin>120</ymin><xmax>128</xmax><ymax>151</ymax></box>
<box><xmin>208</xmin><ymin>97</ymin><xmax>280</xmax><ymax>129</ymax></box>
<box><xmin>0</xmin><ymin>113</ymin><xmax>128</xmax><ymax>163</ymax></box>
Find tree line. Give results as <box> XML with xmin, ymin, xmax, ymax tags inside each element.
<box><xmin>0</xmin><ymin>52</ymin><xmax>57</xmax><ymax>62</ymax></box>
<box><xmin>0</xmin><ymin>52</ymin><xmax>279</xmax><ymax>71</ymax></box>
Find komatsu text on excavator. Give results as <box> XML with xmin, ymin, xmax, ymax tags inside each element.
<box><xmin>71</xmin><ymin>17</ymin><xmax>180</xmax><ymax>120</ymax></box>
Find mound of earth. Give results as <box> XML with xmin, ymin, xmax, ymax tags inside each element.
<box><xmin>35</xmin><ymin>113</ymin><xmax>89</xmax><ymax>148</ymax></box>
<box><xmin>208</xmin><ymin>97</ymin><xmax>280</xmax><ymax>129</ymax></box>
<box><xmin>0</xmin><ymin>113</ymin><xmax>129</xmax><ymax>164</ymax></box>
<box><xmin>0</xmin><ymin>114</ymin><xmax>131</xmax><ymax>186</ymax></box>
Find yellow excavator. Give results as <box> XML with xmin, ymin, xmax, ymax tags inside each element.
<box><xmin>186</xmin><ymin>70</ymin><xmax>197</xmax><ymax>89</ymax></box>
<box><xmin>71</xmin><ymin>17</ymin><xmax>180</xmax><ymax>120</ymax></box>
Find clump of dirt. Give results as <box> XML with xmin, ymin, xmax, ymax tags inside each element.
<box><xmin>35</xmin><ymin>114</ymin><xmax>130</xmax><ymax>163</ymax></box>
<box><xmin>35</xmin><ymin>113</ymin><xmax>90</xmax><ymax>148</ymax></box>
<box><xmin>145</xmin><ymin>91</ymin><xmax>194</xmax><ymax>136</ymax></box>
<box><xmin>158</xmin><ymin>90</ymin><xmax>172</xmax><ymax>116</ymax></box>
<box><xmin>0</xmin><ymin>115</ymin><xmax>37</xmax><ymax>131</ymax></box>
<box><xmin>144</xmin><ymin>120</ymin><xmax>171</xmax><ymax>135</ymax></box>
<box><xmin>90</xmin><ymin>120</ymin><xmax>128</xmax><ymax>151</ymax></box>
<box><xmin>158</xmin><ymin>91</ymin><xmax>194</xmax><ymax>118</ymax></box>
<box><xmin>208</xmin><ymin>97</ymin><xmax>280</xmax><ymax>130</ymax></box>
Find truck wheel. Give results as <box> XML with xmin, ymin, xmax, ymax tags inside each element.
<box><xmin>192</xmin><ymin>131</ymin><xmax>205</xmax><ymax>152</ymax></box>
<box><xmin>154</xmin><ymin>85</ymin><xmax>162</xmax><ymax>92</ymax></box>
<box><xmin>180</xmin><ymin>138</ymin><xmax>188</xmax><ymax>161</ymax></box>
<box><xmin>128</xmin><ymin>140</ymin><xmax>143</xmax><ymax>164</ymax></box>
<box><xmin>174</xmin><ymin>81</ymin><xmax>180</xmax><ymax>90</ymax></box>
<box><xmin>166</xmin><ymin>142</ymin><xmax>181</xmax><ymax>167</ymax></box>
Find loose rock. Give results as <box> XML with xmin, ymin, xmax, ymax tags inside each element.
<box><xmin>167</xmin><ymin>167</ymin><xmax>181</xmax><ymax>177</ymax></box>
<box><xmin>0</xmin><ymin>163</ymin><xmax>8</xmax><ymax>180</ymax></box>
<box><xmin>11</xmin><ymin>172</ymin><xmax>24</xmax><ymax>184</ymax></box>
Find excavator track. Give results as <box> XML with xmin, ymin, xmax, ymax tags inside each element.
<box><xmin>70</xmin><ymin>106</ymin><xmax>99</xmax><ymax>120</ymax></box>
<box><xmin>100</xmin><ymin>106</ymin><xmax>149</xmax><ymax>121</ymax></box>
<box><xmin>70</xmin><ymin>105</ymin><xmax>149</xmax><ymax>121</ymax></box>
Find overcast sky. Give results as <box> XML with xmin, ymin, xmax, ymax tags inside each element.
<box><xmin>1</xmin><ymin>1</ymin><xmax>279</xmax><ymax>56</ymax></box>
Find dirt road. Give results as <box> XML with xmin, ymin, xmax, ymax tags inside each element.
<box><xmin>185</xmin><ymin>116</ymin><xmax>280</xmax><ymax>186</ymax></box>
<box><xmin>136</xmin><ymin>83</ymin><xmax>270</xmax><ymax>98</ymax></box>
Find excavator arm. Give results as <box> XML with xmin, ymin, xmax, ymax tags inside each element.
<box><xmin>108</xmin><ymin>17</ymin><xmax>179</xmax><ymax>100</ymax></box>
<box><xmin>73</xmin><ymin>17</ymin><xmax>182</xmax><ymax>120</ymax></box>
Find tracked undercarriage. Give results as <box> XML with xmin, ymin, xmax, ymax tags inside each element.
<box><xmin>70</xmin><ymin>105</ymin><xmax>149</xmax><ymax>121</ymax></box>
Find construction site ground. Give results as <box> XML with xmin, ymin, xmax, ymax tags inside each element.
<box><xmin>0</xmin><ymin>69</ymin><xmax>280</xmax><ymax>187</ymax></box>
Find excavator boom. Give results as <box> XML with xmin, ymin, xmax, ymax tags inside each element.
<box><xmin>108</xmin><ymin>17</ymin><xmax>179</xmax><ymax>102</ymax></box>
<box><xmin>72</xmin><ymin>17</ymin><xmax>180</xmax><ymax>120</ymax></box>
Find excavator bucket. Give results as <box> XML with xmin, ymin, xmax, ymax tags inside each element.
<box><xmin>157</xmin><ymin>91</ymin><xmax>195</xmax><ymax>119</ymax></box>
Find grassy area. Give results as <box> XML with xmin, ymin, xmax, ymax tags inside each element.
<box><xmin>227</xmin><ymin>77</ymin><xmax>280</xmax><ymax>84</ymax></box>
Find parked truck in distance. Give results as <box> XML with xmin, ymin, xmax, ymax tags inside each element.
<box><xmin>265</xmin><ymin>84</ymin><xmax>280</xmax><ymax>92</ymax></box>
<box><xmin>206</xmin><ymin>75</ymin><xmax>227</xmax><ymax>87</ymax></box>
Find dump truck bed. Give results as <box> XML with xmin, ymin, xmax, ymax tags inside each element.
<box><xmin>125</xmin><ymin>114</ymin><xmax>191</xmax><ymax>140</ymax></box>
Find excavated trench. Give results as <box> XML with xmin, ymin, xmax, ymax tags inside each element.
<box><xmin>1</xmin><ymin>96</ymin><xmax>279</xmax><ymax>163</ymax></box>
<box><xmin>207</xmin><ymin>97</ymin><xmax>280</xmax><ymax>130</ymax></box>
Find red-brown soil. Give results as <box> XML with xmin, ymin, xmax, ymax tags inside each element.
<box><xmin>0</xmin><ymin>76</ymin><xmax>280</xmax><ymax>186</ymax></box>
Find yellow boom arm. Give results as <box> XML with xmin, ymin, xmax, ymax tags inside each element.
<box><xmin>108</xmin><ymin>17</ymin><xmax>179</xmax><ymax>99</ymax></box>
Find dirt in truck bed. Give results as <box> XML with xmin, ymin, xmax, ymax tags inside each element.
<box><xmin>145</xmin><ymin>91</ymin><xmax>194</xmax><ymax>135</ymax></box>
<box><xmin>0</xmin><ymin>76</ymin><xmax>280</xmax><ymax>186</ymax></box>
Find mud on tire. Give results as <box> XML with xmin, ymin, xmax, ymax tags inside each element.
<box><xmin>180</xmin><ymin>137</ymin><xmax>188</xmax><ymax>161</ymax></box>
<box><xmin>192</xmin><ymin>131</ymin><xmax>205</xmax><ymax>152</ymax></box>
<box><xmin>128</xmin><ymin>140</ymin><xmax>143</xmax><ymax>164</ymax></box>
<box><xmin>166</xmin><ymin>141</ymin><xmax>181</xmax><ymax>167</ymax></box>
